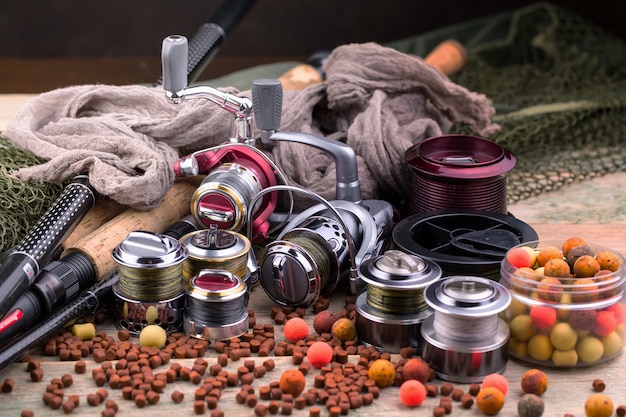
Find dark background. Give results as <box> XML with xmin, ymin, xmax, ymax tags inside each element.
<box><xmin>0</xmin><ymin>0</ymin><xmax>624</xmax><ymax>93</ymax></box>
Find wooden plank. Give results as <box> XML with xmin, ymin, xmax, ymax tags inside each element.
<box><xmin>1</xmin><ymin>233</ymin><xmax>625</xmax><ymax>417</ymax></box>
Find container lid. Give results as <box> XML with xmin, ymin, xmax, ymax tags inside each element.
<box><xmin>112</xmin><ymin>231</ymin><xmax>188</xmax><ymax>268</ymax></box>
<box><xmin>405</xmin><ymin>134</ymin><xmax>516</xmax><ymax>180</ymax></box>
<box><xmin>424</xmin><ymin>275</ymin><xmax>511</xmax><ymax>317</ymax></box>
<box><xmin>392</xmin><ymin>208</ymin><xmax>538</xmax><ymax>279</ymax></box>
<box><xmin>180</xmin><ymin>226</ymin><xmax>250</xmax><ymax>260</ymax></box>
<box><xmin>359</xmin><ymin>249</ymin><xmax>442</xmax><ymax>290</ymax></box>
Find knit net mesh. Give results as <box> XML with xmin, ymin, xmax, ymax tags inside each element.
<box><xmin>1</xmin><ymin>2</ymin><xmax>625</xmax><ymax>253</ymax></box>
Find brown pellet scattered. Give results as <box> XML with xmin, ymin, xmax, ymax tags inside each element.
<box><xmin>616</xmin><ymin>405</ymin><xmax>626</xmax><ymax>417</ymax></box>
<box><xmin>104</xmin><ymin>399</ymin><xmax>119</xmax><ymax>412</ymax></box>
<box><xmin>210</xmin><ymin>410</ymin><xmax>225</xmax><ymax>417</ymax></box>
<box><xmin>101</xmin><ymin>408</ymin><xmax>116</xmax><ymax>417</ymax></box>
<box><xmin>468</xmin><ymin>383</ymin><xmax>481</xmax><ymax>396</ymax></box>
<box><xmin>451</xmin><ymin>387</ymin><xmax>464</xmax><ymax>401</ymax></box>
<box><xmin>29</xmin><ymin>368</ymin><xmax>44</xmax><ymax>382</ymax></box>
<box><xmin>193</xmin><ymin>400</ymin><xmax>206</xmax><ymax>414</ymax></box>
<box><xmin>294</xmin><ymin>396</ymin><xmax>307</xmax><ymax>409</ymax></box>
<box><xmin>117</xmin><ymin>328</ymin><xmax>131</xmax><ymax>341</ymax></box>
<box><xmin>592</xmin><ymin>378</ymin><xmax>606</xmax><ymax>392</ymax></box>
<box><xmin>432</xmin><ymin>406</ymin><xmax>446</xmax><ymax>417</ymax></box>
<box><xmin>268</xmin><ymin>400</ymin><xmax>281</xmax><ymax>414</ymax></box>
<box><xmin>74</xmin><ymin>360</ymin><xmax>87</xmax><ymax>374</ymax></box>
<box><xmin>61</xmin><ymin>373</ymin><xmax>74</xmax><ymax>388</ymax></box>
<box><xmin>206</xmin><ymin>395</ymin><xmax>219</xmax><ymax>409</ymax></box>
<box><xmin>281</xmin><ymin>400</ymin><xmax>293</xmax><ymax>415</ymax></box>
<box><xmin>171</xmin><ymin>390</ymin><xmax>184</xmax><ymax>403</ymax></box>
<box><xmin>62</xmin><ymin>399</ymin><xmax>76</xmax><ymax>413</ymax></box>
<box><xmin>26</xmin><ymin>360</ymin><xmax>41</xmax><ymax>371</ymax></box>
<box><xmin>426</xmin><ymin>384</ymin><xmax>439</xmax><ymax>397</ymax></box>
<box><xmin>460</xmin><ymin>393</ymin><xmax>474</xmax><ymax>409</ymax></box>
<box><xmin>328</xmin><ymin>405</ymin><xmax>341</xmax><ymax>417</ymax></box>
<box><xmin>440</xmin><ymin>382</ymin><xmax>454</xmax><ymax>396</ymax></box>
<box><xmin>48</xmin><ymin>394</ymin><xmax>63</xmax><ymax>410</ymax></box>
<box><xmin>309</xmin><ymin>406</ymin><xmax>321</xmax><ymax>417</ymax></box>
<box><xmin>263</xmin><ymin>359</ymin><xmax>275</xmax><ymax>372</ymax></box>
<box><xmin>2</xmin><ymin>378</ymin><xmax>14</xmax><ymax>393</ymax></box>
<box><xmin>20</xmin><ymin>410</ymin><xmax>34</xmax><ymax>417</ymax></box>
<box><xmin>255</xmin><ymin>403</ymin><xmax>269</xmax><ymax>416</ymax></box>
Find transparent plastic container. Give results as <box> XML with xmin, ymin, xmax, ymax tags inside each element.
<box><xmin>500</xmin><ymin>239</ymin><xmax>626</xmax><ymax>367</ymax></box>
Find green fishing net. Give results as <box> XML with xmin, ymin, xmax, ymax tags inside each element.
<box><xmin>389</xmin><ymin>2</ymin><xmax>626</xmax><ymax>203</ymax></box>
<box><xmin>0</xmin><ymin>136</ymin><xmax>66</xmax><ymax>253</ymax></box>
<box><xmin>1</xmin><ymin>2</ymin><xmax>625</xmax><ymax>253</ymax></box>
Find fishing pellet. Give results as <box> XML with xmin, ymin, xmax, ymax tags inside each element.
<box><xmin>101</xmin><ymin>408</ymin><xmax>116</xmax><ymax>417</ymax></box>
<box><xmin>592</xmin><ymin>378</ymin><xmax>606</xmax><ymax>392</ymax></box>
<box><xmin>30</xmin><ymin>368</ymin><xmax>44</xmax><ymax>382</ymax></box>
<box><xmin>281</xmin><ymin>401</ymin><xmax>293</xmax><ymax>415</ymax></box>
<box><xmin>134</xmin><ymin>393</ymin><xmax>148</xmax><ymax>408</ymax></box>
<box><xmin>104</xmin><ymin>399</ymin><xmax>118</xmax><ymax>412</ymax></box>
<box><xmin>2</xmin><ymin>378</ymin><xmax>14</xmax><ymax>393</ymax></box>
<box><xmin>20</xmin><ymin>410</ymin><xmax>34</xmax><ymax>417</ymax></box>
<box><xmin>193</xmin><ymin>400</ymin><xmax>206</xmax><ymax>414</ymax></box>
<box><xmin>261</xmin><ymin>400</ymin><xmax>276</xmax><ymax>413</ymax></box>
<box><xmin>460</xmin><ymin>393</ymin><xmax>474</xmax><ymax>409</ymax></box>
<box><xmin>26</xmin><ymin>360</ymin><xmax>41</xmax><ymax>371</ymax></box>
<box><xmin>206</xmin><ymin>395</ymin><xmax>219</xmax><ymax>409</ymax></box>
<box><xmin>171</xmin><ymin>390</ymin><xmax>184</xmax><ymax>403</ymax></box>
<box><xmin>210</xmin><ymin>410</ymin><xmax>225</xmax><ymax>417</ymax></box>
<box><xmin>254</xmin><ymin>403</ymin><xmax>269</xmax><ymax>416</ymax></box>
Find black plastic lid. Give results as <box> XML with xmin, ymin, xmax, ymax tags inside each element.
<box><xmin>392</xmin><ymin>209</ymin><xmax>538</xmax><ymax>279</ymax></box>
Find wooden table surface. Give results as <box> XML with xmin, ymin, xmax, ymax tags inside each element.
<box><xmin>1</xmin><ymin>94</ymin><xmax>625</xmax><ymax>416</ymax></box>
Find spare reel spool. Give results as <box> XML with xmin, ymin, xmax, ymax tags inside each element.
<box><xmin>111</xmin><ymin>231</ymin><xmax>189</xmax><ymax>335</ymax></box>
<box><xmin>405</xmin><ymin>134</ymin><xmax>516</xmax><ymax>215</ymax></box>
<box><xmin>392</xmin><ymin>208</ymin><xmax>538</xmax><ymax>280</ymax></box>
<box><xmin>179</xmin><ymin>226</ymin><xmax>253</xmax><ymax>301</ymax></box>
<box><xmin>184</xmin><ymin>269</ymin><xmax>249</xmax><ymax>342</ymax></box>
<box><xmin>354</xmin><ymin>249</ymin><xmax>441</xmax><ymax>354</ymax></box>
<box><xmin>420</xmin><ymin>275</ymin><xmax>511</xmax><ymax>383</ymax></box>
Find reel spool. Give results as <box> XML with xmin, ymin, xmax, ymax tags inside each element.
<box><xmin>354</xmin><ymin>249</ymin><xmax>442</xmax><ymax>354</ymax></box>
<box><xmin>420</xmin><ymin>275</ymin><xmax>511</xmax><ymax>383</ymax></box>
<box><xmin>174</xmin><ymin>143</ymin><xmax>287</xmax><ymax>242</ymax></box>
<box><xmin>184</xmin><ymin>269</ymin><xmax>249</xmax><ymax>342</ymax></box>
<box><xmin>179</xmin><ymin>225</ymin><xmax>253</xmax><ymax>297</ymax></box>
<box><xmin>111</xmin><ymin>231</ymin><xmax>189</xmax><ymax>334</ymax></box>
<box><xmin>405</xmin><ymin>134</ymin><xmax>516</xmax><ymax>215</ymax></box>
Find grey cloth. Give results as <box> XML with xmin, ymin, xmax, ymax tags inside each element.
<box><xmin>5</xmin><ymin>42</ymin><xmax>498</xmax><ymax>210</ymax></box>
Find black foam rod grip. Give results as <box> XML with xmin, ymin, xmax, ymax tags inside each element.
<box><xmin>252</xmin><ymin>79</ymin><xmax>283</xmax><ymax>131</ymax></box>
<box><xmin>162</xmin><ymin>35</ymin><xmax>189</xmax><ymax>93</ymax></box>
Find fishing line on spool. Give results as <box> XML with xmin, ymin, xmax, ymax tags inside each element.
<box><xmin>420</xmin><ymin>275</ymin><xmax>512</xmax><ymax>383</ymax></box>
<box><xmin>117</xmin><ymin>263</ymin><xmax>184</xmax><ymax>301</ymax></box>
<box><xmin>184</xmin><ymin>269</ymin><xmax>250</xmax><ymax>341</ymax></box>
<box><xmin>180</xmin><ymin>225</ymin><xmax>251</xmax><ymax>281</ymax></box>
<box><xmin>112</xmin><ymin>231</ymin><xmax>189</xmax><ymax>301</ymax></box>
<box><xmin>354</xmin><ymin>250</ymin><xmax>442</xmax><ymax>354</ymax></box>
<box><xmin>186</xmin><ymin>270</ymin><xmax>248</xmax><ymax>325</ymax></box>
<box><xmin>365</xmin><ymin>285</ymin><xmax>428</xmax><ymax>315</ymax></box>
<box><xmin>430</xmin><ymin>307</ymin><xmax>499</xmax><ymax>342</ymax></box>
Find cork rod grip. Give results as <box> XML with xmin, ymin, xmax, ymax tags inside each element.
<box><xmin>62</xmin><ymin>198</ymin><xmax>128</xmax><ymax>250</ymax></box>
<box><xmin>63</xmin><ymin>178</ymin><xmax>201</xmax><ymax>281</ymax></box>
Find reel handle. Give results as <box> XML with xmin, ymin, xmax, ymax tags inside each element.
<box><xmin>251</xmin><ymin>78</ymin><xmax>283</xmax><ymax>144</ymax></box>
<box><xmin>161</xmin><ymin>35</ymin><xmax>189</xmax><ymax>96</ymax></box>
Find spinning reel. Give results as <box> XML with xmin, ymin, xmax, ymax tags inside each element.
<box><xmin>249</xmin><ymin>79</ymin><xmax>394</xmax><ymax>307</ymax></box>
<box><xmin>162</xmin><ymin>35</ymin><xmax>288</xmax><ymax>242</ymax></box>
